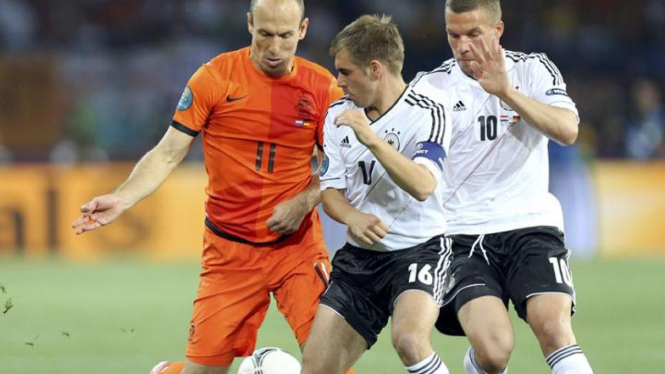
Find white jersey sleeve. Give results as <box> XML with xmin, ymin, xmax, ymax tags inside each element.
<box><xmin>409</xmin><ymin>84</ymin><xmax>452</xmax><ymax>182</ymax></box>
<box><xmin>525</xmin><ymin>53</ymin><xmax>579</xmax><ymax>119</ymax></box>
<box><xmin>320</xmin><ymin>100</ymin><xmax>348</xmax><ymax>191</ymax></box>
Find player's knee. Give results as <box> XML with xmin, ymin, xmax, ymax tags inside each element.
<box><xmin>391</xmin><ymin>330</ymin><xmax>429</xmax><ymax>364</ymax></box>
<box><xmin>530</xmin><ymin>316</ymin><xmax>575</xmax><ymax>351</ymax></box>
<box><xmin>473</xmin><ymin>332</ymin><xmax>513</xmax><ymax>372</ymax></box>
<box><xmin>474</xmin><ymin>348</ymin><xmax>511</xmax><ymax>373</ymax></box>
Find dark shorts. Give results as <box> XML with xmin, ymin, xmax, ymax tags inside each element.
<box><xmin>435</xmin><ymin>226</ymin><xmax>577</xmax><ymax>336</ymax></box>
<box><xmin>320</xmin><ymin>235</ymin><xmax>452</xmax><ymax>348</ymax></box>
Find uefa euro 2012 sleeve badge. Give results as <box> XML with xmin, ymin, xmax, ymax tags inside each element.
<box><xmin>320</xmin><ymin>154</ymin><xmax>330</xmax><ymax>177</ymax></box>
<box><xmin>177</xmin><ymin>86</ymin><xmax>194</xmax><ymax>111</ymax></box>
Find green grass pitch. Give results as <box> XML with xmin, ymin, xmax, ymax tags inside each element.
<box><xmin>1</xmin><ymin>257</ymin><xmax>664</xmax><ymax>373</ymax></box>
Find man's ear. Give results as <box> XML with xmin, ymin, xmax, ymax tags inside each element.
<box><xmin>299</xmin><ymin>17</ymin><xmax>310</xmax><ymax>40</ymax></box>
<box><xmin>247</xmin><ymin>12</ymin><xmax>254</xmax><ymax>35</ymax></box>
<box><xmin>496</xmin><ymin>20</ymin><xmax>504</xmax><ymax>38</ymax></box>
<box><xmin>369</xmin><ymin>60</ymin><xmax>383</xmax><ymax>81</ymax></box>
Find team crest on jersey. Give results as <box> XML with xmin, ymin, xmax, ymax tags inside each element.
<box><xmin>295</xmin><ymin>93</ymin><xmax>315</xmax><ymax>121</ymax></box>
<box><xmin>177</xmin><ymin>86</ymin><xmax>193</xmax><ymax>111</ymax></box>
<box><xmin>383</xmin><ymin>128</ymin><xmax>401</xmax><ymax>151</ymax></box>
<box><xmin>320</xmin><ymin>154</ymin><xmax>330</xmax><ymax>176</ymax></box>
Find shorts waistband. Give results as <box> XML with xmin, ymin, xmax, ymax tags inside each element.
<box><xmin>204</xmin><ymin>217</ymin><xmax>291</xmax><ymax>246</ymax></box>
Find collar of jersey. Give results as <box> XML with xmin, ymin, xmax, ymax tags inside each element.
<box><xmin>362</xmin><ymin>84</ymin><xmax>412</xmax><ymax>125</ymax></box>
<box><xmin>243</xmin><ymin>46</ymin><xmax>299</xmax><ymax>83</ymax></box>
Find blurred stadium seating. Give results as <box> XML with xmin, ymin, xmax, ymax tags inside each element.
<box><xmin>1</xmin><ymin>0</ymin><xmax>664</xmax><ymax>257</ymax></box>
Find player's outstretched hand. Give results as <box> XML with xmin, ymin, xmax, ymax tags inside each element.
<box><xmin>71</xmin><ymin>194</ymin><xmax>127</xmax><ymax>235</ymax></box>
<box><xmin>469</xmin><ymin>36</ymin><xmax>510</xmax><ymax>96</ymax></box>
<box><xmin>345</xmin><ymin>211</ymin><xmax>388</xmax><ymax>246</ymax></box>
<box><xmin>267</xmin><ymin>197</ymin><xmax>309</xmax><ymax>235</ymax></box>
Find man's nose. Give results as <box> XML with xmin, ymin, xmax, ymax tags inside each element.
<box><xmin>336</xmin><ymin>75</ymin><xmax>346</xmax><ymax>87</ymax></box>
<box><xmin>458</xmin><ymin>36</ymin><xmax>471</xmax><ymax>53</ymax></box>
<box><xmin>268</xmin><ymin>37</ymin><xmax>280</xmax><ymax>54</ymax></box>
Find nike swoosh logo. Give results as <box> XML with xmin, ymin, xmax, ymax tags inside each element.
<box><xmin>226</xmin><ymin>95</ymin><xmax>248</xmax><ymax>103</ymax></box>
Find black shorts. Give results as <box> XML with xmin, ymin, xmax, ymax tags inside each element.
<box><xmin>320</xmin><ymin>235</ymin><xmax>452</xmax><ymax>348</ymax></box>
<box><xmin>435</xmin><ymin>226</ymin><xmax>576</xmax><ymax>336</ymax></box>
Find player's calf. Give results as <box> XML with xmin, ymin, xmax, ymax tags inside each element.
<box><xmin>467</xmin><ymin>330</ymin><xmax>513</xmax><ymax>373</ymax></box>
<box><xmin>463</xmin><ymin>347</ymin><xmax>508</xmax><ymax>374</ymax></box>
<box><xmin>391</xmin><ymin>330</ymin><xmax>431</xmax><ymax>365</ymax></box>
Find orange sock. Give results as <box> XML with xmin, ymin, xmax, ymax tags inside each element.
<box><xmin>152</xmin><ymin>360</ymin><xmax>353</xmax><ymax>374</ymax></box>
<box><xmin>151</xmin><ymin>361</ymin><xmax>185</xmax><ymax>374</ymax></box>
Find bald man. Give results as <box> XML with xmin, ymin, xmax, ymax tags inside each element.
<box><xmin>72</xmin><ymin>1</ymin><xmax>344</xmax><ymax>373</ymax></box>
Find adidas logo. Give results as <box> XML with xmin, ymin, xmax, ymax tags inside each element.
<box><xmin>340</xmin><ymin>136</ymin><xmax>351</xmax><ymax>148</ymax></box>
<box><xmin>453</xmin><ymin>101</ymin><xmax>466</xmax><ymax>112</ymax></box>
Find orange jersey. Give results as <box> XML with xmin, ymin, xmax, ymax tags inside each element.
<box><xmin>172</xmin><ymin>47</ymin><xmax>343</xmax><ymax>243</ymax></box>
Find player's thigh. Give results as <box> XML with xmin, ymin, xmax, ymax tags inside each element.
<box><xmin>391</xmin><ymin>291</ymin><xmax>439</xmax><ymax>349</ymax></box>
<box><xmin>187</xmin><ymin>229</ymin><xmax>272</xmax><ymax>366</ymax></box>
<box><xmin>525</xmin><ymin>293</ymin><xmax>575</xmax><ymax>352</ymax></box>
<box><xmin>458</xmin><ymin>295</ymin><xmax>514</xmax><ymax>355</ymax></box>
<box><xmin>271</xmin><ymin>242</ymin><xmax>330</xmax><ymax>345</ymax></box>
<box><xmin>301</xmin><ymin>305</ymin><xmax>367</xmax><ymax>374</ymax></box>
<box><xmin>526</xmin><ymin>293</ymin><xmax>573</xmax><ymax>325</ymax></box>
<box><xmin>506</xmin><ymin>227</ymin><xmax>576</xmax><ymax>321</ymax></box>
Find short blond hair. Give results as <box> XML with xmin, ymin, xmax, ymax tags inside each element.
<box><xmin>330</xmin><ymin>14</ymin><xmax>405</xmax><ymax>76</ymax></box>
<box><xmin>446</xmin><ymin>0</ymin><xmax>502</xmax><ymax>24</ymax></box>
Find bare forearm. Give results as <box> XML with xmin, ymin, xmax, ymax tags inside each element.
<box><xmin>293</xmin><ymin>174</ymin><xmax>322</xmax><ymax>213</ymax></box>
<box><xmin>114</xmin><ymin>147</ymin><xmax>184</xmax><ymax>208</ymax></box>
<box><xmin>114</xmin><ymin>127</ymin><xmax>193</xmax><ymax>207</ymax></box>
<box><xmin>366</xmin><ymin>139</ymin><xmax>436</xmax><ymax>201</ymax></box>
<box><xmin>499</xmin><ymin>87</ymin><xmax>578</xmax><ymax>146</ymax></box>
<box><xmin>321</xmin><ymin>189</ymin><xmax>359</xmax><ymax>225</ymax></box>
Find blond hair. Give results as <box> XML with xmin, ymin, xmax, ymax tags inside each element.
<box><xmin>330</xmin><ymin>14</ymin><xmax>405</xmax><ymax>76</ymax></box>
<box><xmin>446</xmin><ymin>0</ymin><xmax>502</xmax><ymax>24</ymax></box>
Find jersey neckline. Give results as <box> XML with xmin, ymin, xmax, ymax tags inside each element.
<box><xmin>363</xmin><ymin>84</ymin><xmax>411</xmax><ymax>125</ymax></box>
<box><xmin>243</xmin><ymin>46</ymin><xmax>300</xmax><ymax>83</ymax></box>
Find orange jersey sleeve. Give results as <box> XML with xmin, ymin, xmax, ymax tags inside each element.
<box><xmin>172</xmin><ymin>47</ymin><xmax>340</xmax><ymax>243</ymax></box>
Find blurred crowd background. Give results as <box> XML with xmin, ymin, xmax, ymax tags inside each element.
<box><xmin>1</xmin><ymin>0</ymin><xmax>664</xmax><ymax>164</ymax></box>
<box><xmin>1</xmin><ymin>0</ymin><xmax>664</xmax><ymax>258</ymax></box>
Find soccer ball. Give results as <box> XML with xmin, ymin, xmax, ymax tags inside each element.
<box><xmin>237</xmin><ymin>347</ymin><xmax>301</xmax><ymax>374</ymax></box>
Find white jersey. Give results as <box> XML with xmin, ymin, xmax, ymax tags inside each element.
<box><xmin>320</xmin><ymin>80</ymin><xmax>451</xmax><ymax>251</ymax></box>
<box><xmin>418</xmin><ymin>50</ymin><xmax>579</xmax><ymax>235</ymax></box>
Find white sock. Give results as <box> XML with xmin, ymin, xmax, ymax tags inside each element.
<box><xmin>464</xmin><ymin>346</ymin><xmax>508</xmax><ymax>374</ymax></box>
<box><xmin>547</xmin><ymin>345</ymin><xmax>593</xmax><ymax>374</ymax></box>
<box><xmin>406</xmin><ymin>352</ymin><xmax>450</xmax><ymax>374</ymax></box>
